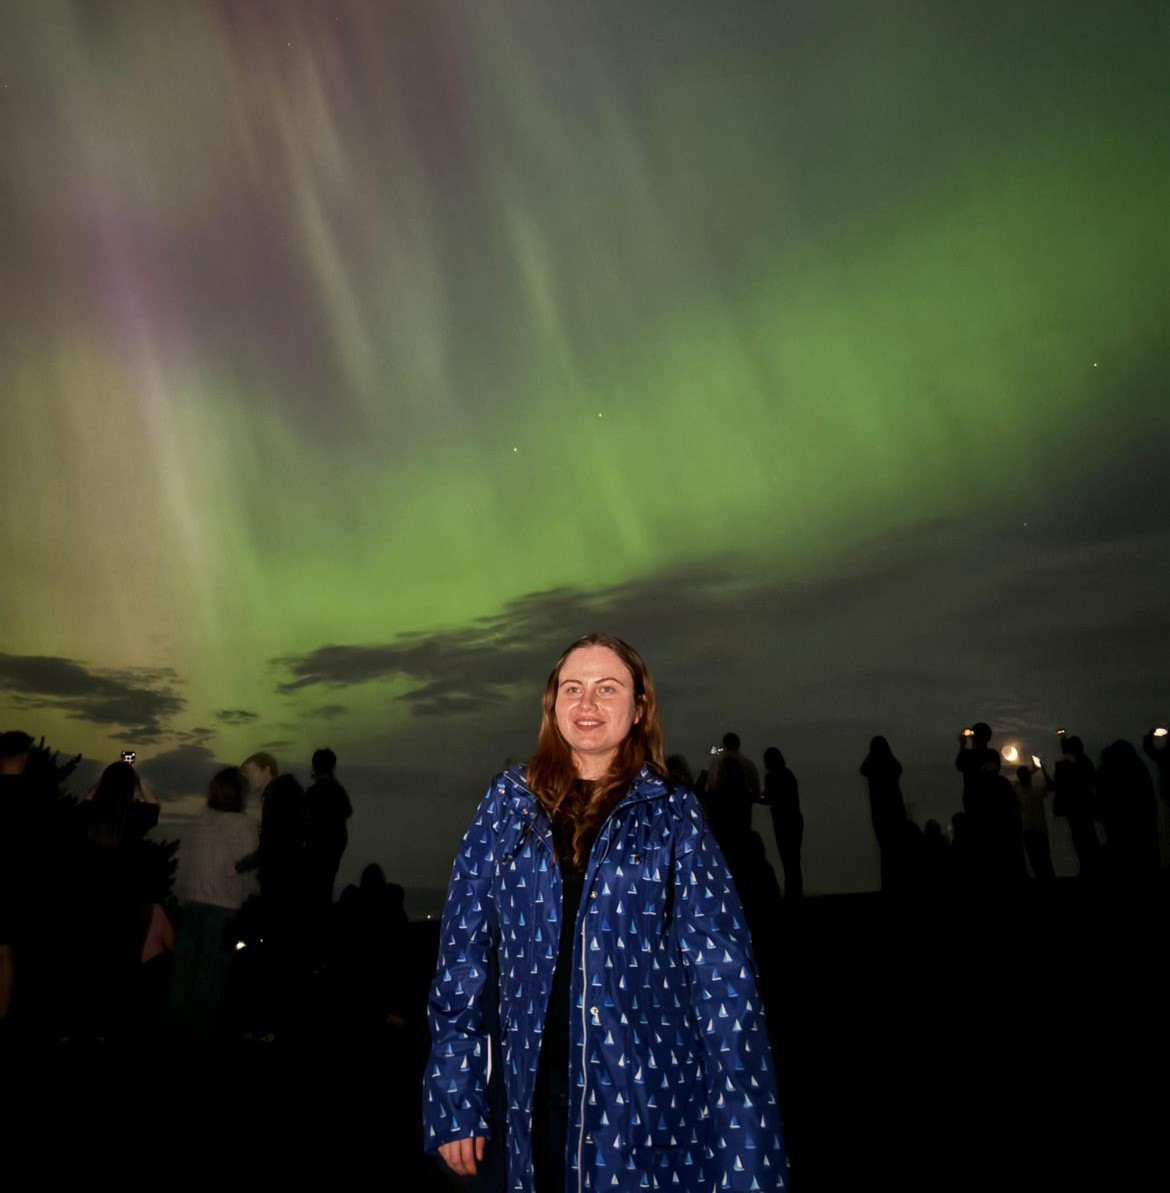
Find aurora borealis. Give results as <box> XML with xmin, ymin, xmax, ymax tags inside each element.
<box><xmin>2</xmin><ymin>1</ymin><xmax>1167</xmax><ymax>901</ymax></box>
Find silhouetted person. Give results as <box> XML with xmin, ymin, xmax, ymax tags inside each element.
<box><xmin>706</xmin><ymin>731</ymin><xmax>760</xmax><ymax>851</ymax></box>
<box><xmin>762</xmin><ymin>747</ymin><xmax>803</xmax><ymax>899</ymax></box>
<box><xmin>2</xmin><ymin>734</ymin><xmax>88</xmax><ymax>1036</ymax></box>
<box><xmin>304</xmin><ymin>747</ymin><xmax>353</xmax><ymax>908</ymax></box>
<box><xmin>79</xmin><ymin>757</ymin><xmax>161</xmax><ymax>841</ymax></box>
<box><xmin>666</xmin><ymin>753</ymin><xmax>695</xmax><ymax>790</ymax></box>
<box><xmin>692</xmin><ymin>759</ymin><xmax>715</xmax><ymax>822</ymax></box>
<box><xmin>1140</xmin><ymin>728</ymin><xmax>1170</xmax><ymax>806</ymax></box>
<box><xmin>887</xmin><ymin>818</ymin><xmax>927</xmax><ymax>894</ymax></box>
<box><xmin>722</xmin><ymin>831</ymin><xmax>783</xmax><ymax>943</ymax></box>
<box><xmin>241</xmin><ymin>750</ymin><xmax>278</xmax><ymax>825</ymax></box>
<box><xmin>65</xmin><ymin>762</ymin><xmax>160</xmax><ymax>1040</ymax></box>
<box><xmin>1052</xmin><ymin>736</ymin><xmax>1100</xmax><ymax>878</ymax></box>
<box><xmin>334</xmin><ymin>863</ymin><xmax>410</xmax><ymax>1034</ymax></box>
<box><xmin>1097</xmin><ymin>740</ymin><xmax>1159</xmax><ymax>883</ymax></box>
<box><xmin>967</xmin><ymin>750</ymin><xmax>1024</xmax><ymax>886</ymax></box>
<box><xmin>169</xmin><ymin>766</ymin><xmax>259</xmax><ymax>1037</ymax></box>
<box><xmin>949</xmin><ymin>812</ymin><xmax>978</xmax><ymax>888</ymax></box>
<box><xmin>670</xmin><ymin>753</ymin><xmax>715</xmax><ymax>830</ymax></box>
<box><xmin>1014</xmin><ymin>766</ymin><xmax>1055</xmax><ymax>881</ymax></box>
<box><xmin>236</xmin><ymin>752</ymin><xmax>304</xmax><ymax>903</ymax></box>
<box><xmin>955</xmin><ymin>722</ymin><xmax>996</xmax><ymax>814</ymax></box>
<box><xmin>0</xmin><ymin>730</ymin><xmax>35</xmax><ymax>1024</ymax></box>
<box><xmin>860</xmin><ymin>736</ymin><xmax>908</xmax><ymax>891</ymax></box>
<box><xmin>921</xmin><ymin>819</ymin><xmax>952</xmax><ymax>892</ymax></box>
<box><xmin>255</xmin><ymin>774</ymin><xmax>306</xmax><ymax>901</ymax></box>
<box><xmin>235</xmin><ymin>770</ymin><xmax>306</xmax><ymax>1039</ymax></box>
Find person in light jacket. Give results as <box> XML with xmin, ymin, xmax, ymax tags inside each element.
<box><xmin>424</xmin><ymin>633</ymin><xmax>789</xmax><ymax>1192</ymax></box>
<box><xmin>169</xmin><ymin>766</ymin><xmax>259</xmax><ymax>1036</ymax></box>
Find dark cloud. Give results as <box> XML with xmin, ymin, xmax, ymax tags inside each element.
<box><xmin>310</xmin><ymin>703</ymin><xmax>350</xmax><ymax>721</ymax></box>
<box><xmin>169</xmin><ymin>726</ymin><xmax>217</xmax><ymax>748</ymax></box>
<box><xmin>275</xmin><ymin>510</ymin><xmax>1166</xmax><ymax>755</ymax></box>
<box><xmin>269</xmin><ymin>508</ymin><xmax>1166</xmax><ymax>894</ymax></box>
<box><xmin>402</xmin><ymin>691</ymin><xmax>506</xmax><ymax>718</ymax></box>
<box><xmin>215</xmin><ymin>708</ymin><xmax>260</xmax><ymax>725</ymax></box>
<box><xmin>0</xmin><ymin>651</ymin><xmax>184</xmax><ymax>742</ymax></box>
<box><xmin>135</xmin><ymin>742</ymin><xmax>229</xmax><ymax>800</ymax></box>
<box><xmin>273</xmin><ymin>575</ymin><xmax>708</xmax><ymax>714</ymax></box>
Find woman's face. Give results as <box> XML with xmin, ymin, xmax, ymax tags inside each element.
<box><xmin>554</xmin><ymin>644</ymin><xmax>641</xmax><ymax>779</ymax></box>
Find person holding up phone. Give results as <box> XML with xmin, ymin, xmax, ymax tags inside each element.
<box><xmin>955</xmin><ymin>722</ymin><xmax>996</xmax><ymax>813</ymax></box>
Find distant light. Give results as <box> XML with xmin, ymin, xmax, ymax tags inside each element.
<box><xmin>1031</xmin><ymin>755</ymin><xmax>1042</xmax><ymax>769</ymax></box>
<box><xmin>1003</xmin><ymin>745</ymin><xmax>1020</xmax><ymax>764</ymax></box>
<box><xmin>235</xmin><ymin>940</ymin><xmax>247</xmax><ymax>951</ymax></box>
<box><xmin>1155</xmin><ymin>727</ymin><xmax>1169</xmax><ymax>739</ymax></box>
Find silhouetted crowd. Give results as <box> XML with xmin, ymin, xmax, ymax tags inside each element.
<box><xmin>664</xmin><ymin>724</ymin><xmax>1169</xmax><ymax>914</ymax></box>
<box><xmin>2</xmin><ymin>719</ymin><xmax>1168</xmax><ymax>1049</ymax></box>
<box><xmin>0</xmin><ymin>733</ymin><xmax>419</xmax><ymax>1046</ymax></box>
<box><xmin>4</xmin><ymin>716</ymin><xmax>1168</xmax><ymax>1051</ymax></box>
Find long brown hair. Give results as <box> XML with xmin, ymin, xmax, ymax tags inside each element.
<box><xmin>526</xmin><ymin>633</ymin><xmax>667</xmax><ymax>868</ymax></box>
<box><xmin>207</xmin><ymin>766</ymin><xmax>245</xmax><ymax>814</ymax></box>
<box><xmin>87</xmin><ymin>761</ymin><xmax>137</xmax><ymax>847</ymax></box>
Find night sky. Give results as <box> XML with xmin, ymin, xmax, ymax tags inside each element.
<box><xmin>2</xmin><ymin>1</ymin><xmax>1167</xmax><ymax>908</ymax></box>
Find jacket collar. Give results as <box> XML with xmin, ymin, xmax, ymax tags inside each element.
<box><xmin>503</xmin><ymin>763</ymin><xmax>668</xmax><ymax>811</ymax></box>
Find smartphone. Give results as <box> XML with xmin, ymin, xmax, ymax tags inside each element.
<box><xmin>1055</xmin><ymin>728</ymin><xmax>1067</xmax><ymax>738</ymax></box>
<box><xmin>1154</xmin><ymin>727</ymin><xmax>1169</xmax><ymax>739</ymax></box>
<box><xmin>1031</xmin><ymin>755</ymin><xmax>1042</xmax><ymax>769</ymax></box>
<box><xmin>121</xmin><ymin>750</ymin><xmax>136</xmax><ymax>765</ymax></box>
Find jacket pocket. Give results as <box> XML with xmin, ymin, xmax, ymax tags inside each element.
<box><xmin>625</xmin><ymin>1019</ymin><xmax>706</xmax><ymax>1148</ymax></box>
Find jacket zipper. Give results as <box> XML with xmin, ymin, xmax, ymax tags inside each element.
<box><xmin>576</xmin><ymin>817</ymin><xmax>617</xmax><ymax>1193</ymax></box>
<box><xmin>503</xmin><ymin>770</ymin><xmax>663</xmax><ymax>1189</ymax></box>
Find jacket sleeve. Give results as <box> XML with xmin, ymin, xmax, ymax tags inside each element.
<box><xmin>422</xmin><ymin>781</ymin><xmax>503</xmax><ymax>1154</ymax></box>
<box><xmin>673</xmin><ymin>789</ymin><xmax>791</xmax><ymax>1191</ymax></box>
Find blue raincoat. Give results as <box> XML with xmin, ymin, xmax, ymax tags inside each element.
<box><xmin>424</xmin><ymin>765</ymin><xmax>790</xmax><ymax>1192</ymax></box>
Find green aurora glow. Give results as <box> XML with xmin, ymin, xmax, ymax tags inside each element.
<box><xmin>1</xmin><ymin>2</ymin><xmax>1166</xmax><ymax>893</ymax></box>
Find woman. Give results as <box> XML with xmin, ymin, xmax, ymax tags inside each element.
<box><xmin>860</xmin><ymin>736</ymin><xmax>908</xmax><ymax>891</ymax></box>
<box><xmin>424</xmin><ymin>634</ymin><xmax>789</xmax><ymax>1192</ymax></box>
<box><xmin>80</xmin><ymin>759</ymin><xmax>160</xmax><ymax>845</ymax></box>
<box><xmin>169</xmin><ymin>766</ymin><xmax>260</xmax><ymax>1035</ymax></box>
<box><xmin>68</xmin><ymin>761</ymin><xmax>162</xmax><ymax>1039</ymax></box>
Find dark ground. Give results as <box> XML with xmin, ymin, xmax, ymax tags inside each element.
<box><xmin>3</xmin><ymin>881</ymin><xmax>1163</xmax><ymax>1191</ymax></box>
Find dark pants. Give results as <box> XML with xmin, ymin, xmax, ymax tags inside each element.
<box><xmin>532</xmin><ymin>1054</ymin><xmax>571</xmax><ymax>1192</ymax></box>
<box><xmin>168</xmin><ymin>902</ymin><xmax>235</xmax><ymax>1037</ymax></box>
<box><xmin>772</xmin><ymin>809</ymin><xmax>805</xmax><ymax>899</ymax></box>
<box><xmin>1023</xmin><ymin>830</ymin><xmax>1055</xmax><ymax>881</ymax></box>
<box><xmin>1066</xmin><ymin>815</ymin><xmax>1101</xmax><ymax>876</ymax></box>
